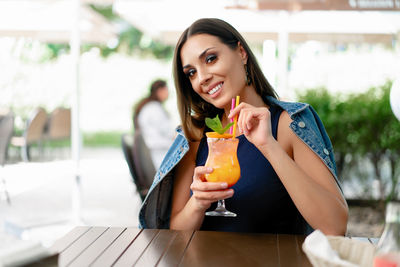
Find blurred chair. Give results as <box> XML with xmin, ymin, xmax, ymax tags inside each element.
<box><xmin>121</xmin><ymin>131</ymin><xmax>156</xmax><ymax>201</ymax></box>
<box><xmin>43</xmin><ymin>107</ymin><xmax>71</xmax><ymax>159</ymax></box>
<box><xmin>44</xmin><ymin>107</ymin><xmax>71</xmax><ymax>141</ymax></box>
<box><xmin>11</xmin><ymin>107</ymin><xmax>47</xmax><ymax>162</ymax></box>
<box><xmin>0</xmin><ymin>110</ymin><xmax>15</xmax><ymax>204</ymax></box>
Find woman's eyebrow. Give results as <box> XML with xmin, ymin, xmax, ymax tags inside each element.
<box><xmin>182</xmin><ymin>47</ymin><xmax>216</xmax><ymax>69</ymax></box>
<box><xmin>199</xmin><ymin>47</ymin><xmax>215</xmax><ymax>59</ymax></box>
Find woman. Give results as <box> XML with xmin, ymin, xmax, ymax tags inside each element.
<box><xmin>133</xmin><ymin>79</ymin><xmax>175</xmax><ymax>168</ymax></box>
<box><xmin>139</xmin><ymin>18</ymin><xmax>348</xmax><ymax>235</ymax></box>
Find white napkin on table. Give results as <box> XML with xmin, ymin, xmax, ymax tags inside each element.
<box><xmin>303</xmin><ymin>229</ymin><xmax>358</xmax><ymax>267</ymax></box>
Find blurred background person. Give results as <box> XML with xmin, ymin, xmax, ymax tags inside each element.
<box><xmin>133</xmin><ymin>79</ymin><xmax>176</xmax><ymax>168</ymax></box>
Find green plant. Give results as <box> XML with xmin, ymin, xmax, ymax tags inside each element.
<box><xmin>296</xmin><ymin>87</ymin><xmax>355</xmax><ymax>178</ymax></box>
<box><xmin>64</xmin><ymin>4</ymin><xmax>173</xmax><ymax>59</ymax></box>
<box><xmin>83</xmin><ymin>131</ymin><xmax>124</xmax><ymax>147</ymax></box>
<box><xmin>296</xmin><ymin>81</ymin><xmax>400</xmax><ymax>202</ymax></box>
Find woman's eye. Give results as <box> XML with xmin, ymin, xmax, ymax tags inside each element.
<box><xmin>185</xmin><ymin>69</ymin><xmax>196</xmax><ymax>78</ymax></box>
<box><xmin>205</xmin><ymin>54</ymin><xmax>217</xmax><ymax>63</ymax></box>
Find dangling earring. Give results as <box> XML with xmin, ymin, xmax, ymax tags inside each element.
<box><xmin>200</xmin><ymin>102</ymin><xmax>205</xmax><ymax>111</ymax></box>
<box><xmin>244</xmin><ymin>64</ymin><xmax>251</xmax><ymax>85</ymax></box>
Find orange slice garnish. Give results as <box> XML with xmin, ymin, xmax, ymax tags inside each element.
<box><xmin>206</xmin><ymin>132</ymin><xmax>233</xmax><ymax>139</ymax></box>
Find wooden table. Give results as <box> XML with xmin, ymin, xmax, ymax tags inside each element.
<box><xmin>43</xmin><ymin>226</ymin><xmax>378</xmax><ymax>267</ymax></box>
<box><xmin>45</xmin><ymin>226</ymin><xmax>311</xmax><ymax>267</ymax></box>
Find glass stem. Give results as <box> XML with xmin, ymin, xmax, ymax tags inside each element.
<box><xmin>217</xmin><ymin>199</ymin><xmax>226</xmax><ymax>211</ymax></box>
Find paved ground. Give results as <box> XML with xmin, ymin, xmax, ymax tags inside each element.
<box><xmin>1</xmin><ymin>147</ymin><xmax>142</xmax><ymax>248</ymax></box>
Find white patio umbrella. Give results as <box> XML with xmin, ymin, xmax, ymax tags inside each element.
<box><xmin>0</xmin><ymin>0</ymin><xmax>116</xmax><ymax>44</ymax></box>
<box><xmin>114</xmin><ymin>0</ymin><xmax>399</xmax><ymax>45</ymax></box>
<box><xmin>114</xmin><ymin>0</ymin><xmax>400</xmax><ymax>97</ymax></box>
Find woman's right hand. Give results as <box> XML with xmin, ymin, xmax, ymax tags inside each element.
<box><xmin>190</xmin><ymin>166</ymin><xmax>234</xmax><ymax>212</ymax></box>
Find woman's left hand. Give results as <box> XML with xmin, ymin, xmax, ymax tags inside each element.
<box><xmin>228</xmin><ymin>103</ymin><xmax>275</xmax><ymax>148</ymax></box>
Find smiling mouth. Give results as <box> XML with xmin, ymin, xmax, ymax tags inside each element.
<box><xmin>208</xmin><ymin>83</ymin><xmax>222</xmax><ymax>95</ymax></box>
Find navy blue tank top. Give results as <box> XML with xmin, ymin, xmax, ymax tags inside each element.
<box><xmin>196</xmin><ymin>105</ymin><xmax>309</xmax><ymax>234</ymax></box>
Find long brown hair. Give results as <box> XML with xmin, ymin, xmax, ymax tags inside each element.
<box><xmin>173</xmin><ymin>18</ymin><xmax>278</xmax><ymax>141</ymax></box>
<box><xmin>133</xmin><ymin>79</ymin><xmax>167</xmax><ymax>130</ymax></box>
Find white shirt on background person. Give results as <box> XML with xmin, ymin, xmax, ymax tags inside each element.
<box><xmin>137</xmin><ymin>100</ymin><xmax>176</xmax><ymax>168</ymax></box>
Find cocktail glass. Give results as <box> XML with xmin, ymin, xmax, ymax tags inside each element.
<box><xmin>204</xmin><ymin>133</ymin><xmax>240</xmax><ymax>217</ymax></box>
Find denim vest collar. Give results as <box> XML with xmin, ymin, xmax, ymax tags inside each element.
<box><xmin>267</xmin><ymin>96</ymin><xmax>309</xmax><ymax>117</ymax></box>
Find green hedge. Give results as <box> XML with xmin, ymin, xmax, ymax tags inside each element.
<box><xmin>296</xmin><ymin>81</ymin><xmax>400</xmax><ymax>201</ymax></box>
<box><xmin>83</xmin><ymin>131</ymin><xmax>124</xmax><ymax>147</ymax></box>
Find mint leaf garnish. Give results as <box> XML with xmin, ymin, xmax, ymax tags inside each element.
<box><xmin>205</xmin><ymin>115</ymin><xmax>234</xmax><ymax>135</ymax></box>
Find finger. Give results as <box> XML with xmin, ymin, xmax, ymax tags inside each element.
<box><xmin>238</xmin><ymin>108</ymin><xmax>250</xmax><ymax>134</ymax></box>
<box><xmin>244</xmin><ymin>109</ymin><xmax>253</xmax><ymax>131</ymax></box>
<box><xmin>243</xmin><ymin>108</ymin><xmax>269</xmax><ymax>132</ymax></box>
<box><xmin>228</xmin><ymin>102</ymin><xmax>247</xmax><ymax>119</ymax></box>
<box><xmin>236</xmin><ymin>106</ymin><xmax>245</xmax><ymax>127</ymax></box>
<box><xmin>193</xmin><ymin>166</ymin><xmax>213</xmax><ymax>182</ymax></box>
<box><xmin>246</xmin><ymin>114</ymin><xmax>257</xmax><ymax>132</ymax></box>
<box><xmin>192</xmin><ymin>189</ymin><xmax>234</xmax><ymax>202</ymax></box>
<box><xmin>191</xmin><ymin>180</ymin><xmax>229</xmax><ymax>192</ymax></box>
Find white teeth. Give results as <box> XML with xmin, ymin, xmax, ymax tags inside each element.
<box><xmin>208</xmin><ymin>83</ymin><xmax>222</xmax><ymax>95</ymax></box>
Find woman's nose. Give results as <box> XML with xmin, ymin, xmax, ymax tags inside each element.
<box><xmin>197</xmin><ymin>68</ymin><xmax>212</xmax><ymax>86</ymax></box>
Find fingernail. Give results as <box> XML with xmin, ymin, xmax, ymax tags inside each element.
<box><xmin>221</xmin><ymin>183</ymin><xmax>228</xmax><ymax>189</ymax></box>
<box><xmin>207</xmin><ymin>167</ymin><xmax>213</xmax><ymax>172</ymax></box>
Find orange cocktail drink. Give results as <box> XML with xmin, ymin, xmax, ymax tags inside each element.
<box><xmin>204</xmin><ymin>132</ymin><xmax>240</xmax><ymax>188</ymax></box>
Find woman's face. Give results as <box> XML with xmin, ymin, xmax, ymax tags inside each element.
<box><xmin>180</xmin><ymin>34</ymin><xmax>247</xmax><ymax>110</ymax></box>
<box><xmin>157</xmin><ymin>86</ymin><xmax>169</xmax><ymax>102</ymax></box>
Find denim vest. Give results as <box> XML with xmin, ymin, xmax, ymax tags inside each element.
<box><xmin>138</xmin><ymin>96</ymin><xmax>341</xmax><ymax>229</ymax></box>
